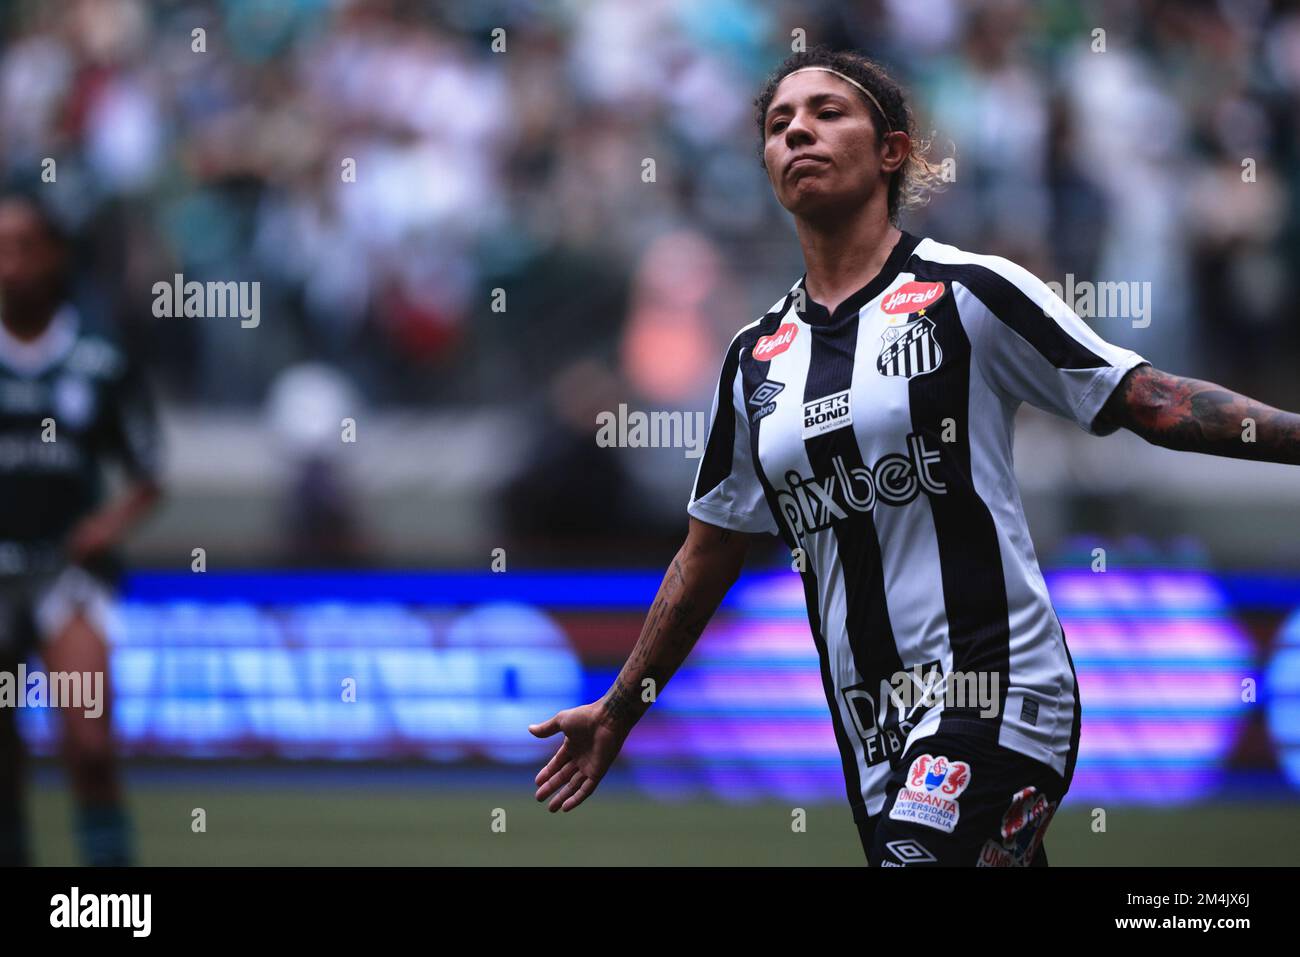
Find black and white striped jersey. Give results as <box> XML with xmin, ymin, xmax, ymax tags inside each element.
<box><xmin>688</xmin><ymin>232</ymin><xmax>1146</xmax><ymax>822</ymax></box>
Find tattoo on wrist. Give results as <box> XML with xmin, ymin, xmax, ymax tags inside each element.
<box><xmin>603</xmin><ymin>677</ymin><xmax>638</xmax><ymax>725</ymax></box>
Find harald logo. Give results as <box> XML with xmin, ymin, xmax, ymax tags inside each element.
<box><xmin>881</xmin><ymin>280</ymin><xmax>946</xmax><ymax>315</ymax></box>
<box><xmin>752</xmin><ymin>323</ymin><xmax>797</xmax><ymax>362</ymax></box>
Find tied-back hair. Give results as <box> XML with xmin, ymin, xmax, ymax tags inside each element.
<box><xmin>755</xmin><ymin>47</ymin><xmax>947</xmax><ymax>224</ymax></box>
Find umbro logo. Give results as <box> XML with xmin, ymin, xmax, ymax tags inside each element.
<box><xmin>884</xmin><ymin>839</ymin><xmax>937</xmax><ymax>865</ymax></box>
<box><xmin>748</xmin><ymin>380</ymin><xmax>784</xmax><ymax>421</ymax></box>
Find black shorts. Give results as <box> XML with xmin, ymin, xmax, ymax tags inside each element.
<box><xmin>856</xmin><ymin>728</ymin><xmax>1069</xmax><ymax>867</ymax></box>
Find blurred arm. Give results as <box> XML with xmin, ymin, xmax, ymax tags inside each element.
<box><xmin>67</xmin><ymin>478</ymin><xmax>164</xmax><ymax>565</ymax></box>
<box><xmin>1094</xmin><ymin>363</ymin><xmax>1300</xmax><ymax>464</ymax></box>
<box><xmin>599</xmin><ymin>516</ymin><xmax>756</xmax><ymax>732</ymax></box>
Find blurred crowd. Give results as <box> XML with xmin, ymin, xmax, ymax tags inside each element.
<box><xmin>3</xmin><ymin>0</ymin><xmax>1300</xmax><ymax>550</ymax></box>
<box><xmin>4</xmin><ymin>0</ymin><xmax>1299</xmax><ymax>405</ymax></box>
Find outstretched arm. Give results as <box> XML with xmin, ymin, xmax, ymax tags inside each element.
<box><xmin>1094</xmin><ymin>363</ymin><xmax>1300</xmax><ymax>464</ymax></box>
<box><xmin>529</xmin><ymin>517</ymin><xmax>755</xmax><ymax>812</ymax></box>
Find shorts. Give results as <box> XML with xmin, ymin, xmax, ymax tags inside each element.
<box><xmin>0</xmin><ymin>565</ymin><xmax>113</xmax><ymax>659</ymax></box>
<box><xmin>856</xmin><ymin>728</ymin><xmax>1068</xmax><ymax>867</ymax></box>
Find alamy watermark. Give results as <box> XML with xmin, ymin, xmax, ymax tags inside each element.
<box><xmin>886</xmin><ymin>665</ymin><xmax>1001</xmax><ymax>718</ymax></box>
<box><xmin>595</xmin><ymin>404</ymin><xmax>707</xmax><ymax>459</ymax></box>
<box><xmin>0</xmin><ymin>666</ymin><xmax>103</xmax><ymax>718</ymax></box>
<box><xmin>152</xmin><ymin>273</ymin><xmax>260</xmax><ymax>328</ymax></box>
<box><xmin>50</xmin><ymin>887</ymin><xmax>150</xmax><ymax>937</ymax></box>
<box><xmin>1045</xmin><ymin>274</ymin><xmax>1152</xmax><ymax>328</ymax></box>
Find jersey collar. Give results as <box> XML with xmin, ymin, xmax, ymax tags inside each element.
<box><xmin>0</xmin><ymin>303</ymin><xmax>80</xmax><ymax>376</ymax></box>
<box><xmin>794</xmin><ymin>230</ymin><xmax>922</xmax><ymax>327</ymax></box>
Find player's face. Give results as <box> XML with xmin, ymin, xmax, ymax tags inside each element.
<box><xmin>762</xmin><ymin>71</ymin><xmax>892</xmax><ymax>220</ymax></box>
<box><xmin>0</xmin><ymin>201</ymin><xmax>65</xmax><ymax>308</ymax></box>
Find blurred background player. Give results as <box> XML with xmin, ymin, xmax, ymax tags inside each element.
<box><xmin>0</xmin><ymin>191</ymin><xmax>162</xmax><ymax>866</ymax></box>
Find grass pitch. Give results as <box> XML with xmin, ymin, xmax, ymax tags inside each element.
<box><xmin>23</xmin><ymin>764</ymin><xmax>1300</xmax><ymax>866</ymax></box>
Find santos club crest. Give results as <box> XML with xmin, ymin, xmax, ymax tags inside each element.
<box><xmin>877</xmin><ymin>315</ymin><xmax>942</xmax><ymax>379</ymax></box>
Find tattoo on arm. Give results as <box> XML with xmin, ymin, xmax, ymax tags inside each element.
<box><xmin>1096</xmin><ymin>364</ymin><xmax>1300</xmax><ymax>465</ymax></box>
<box><xmin>602</xmin><ymin>545</ymin><xmax>736</xmax><ymax>728</ymax></box>
<box><xmin>603</xmin><ymin>676</ymin><xmax>638</xmax><ymax>725</ymax></box>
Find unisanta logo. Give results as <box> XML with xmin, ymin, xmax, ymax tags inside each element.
<box><xmin>752</xmin><ymin>323</ymin><xmax>798</xmax><ymax>361</ymax></box>
<box><xmin>888</xmin><ymin>753</ymin><xmax>972</xmax><ymax>834</ymax></box>
<box><xmin>882</xmin><ymin>280</ymin><xmax>945</xmax><ymax>315</ymax></box>
<box><xmin>910</xmin><ymin>755</ymin><xmax>971</xmax><ymax>796</ymax></box>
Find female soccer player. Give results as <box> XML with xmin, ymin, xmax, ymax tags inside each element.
<box><xmin>530</xmin><ymin>49</ymin><xmax>1300</xmax><ymax>866</ymax></box>
<box><xmin>0</xmin><ymin>193</ymin><xmax>163</xmax><ymax>865</ymax></box>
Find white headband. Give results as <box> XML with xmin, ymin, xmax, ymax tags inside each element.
<box><xmin>782</xmin><ymin>66</ymin><xmax>893</xmax><ymax>133</ymax></box>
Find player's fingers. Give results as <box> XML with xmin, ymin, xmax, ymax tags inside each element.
<box><xmin>528</xmin><ymin>713</ymin><xmax>562</xmax><ymax>738</ymax></box>
<box><xmin>533</xmin><ymin>739</ymin><xmax>570</xmax><ymax>786</ymax></box>
<box><xmin>560</xmin><ymin>775</ymin><xmax>598</xmax><ymax>812</ymax></box>
<box><xmin>547</xmin><ymin>771</ymin><xmax>584</xmax><ymax>813</ymax></box>
<box><xmin>535</xmin><ymin>758</ymin><xmax>577</xmax><ymax>799</ymax></box>
<box><xmin>535</xmin><ymin>759</ymin><xmax>579</xmax><ymax>802</ymax></box>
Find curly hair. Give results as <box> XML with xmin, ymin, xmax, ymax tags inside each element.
<box><xmin>754</xmin><ymin>47</ymin><xmax>946</xmax><ymax>224</ymax></box>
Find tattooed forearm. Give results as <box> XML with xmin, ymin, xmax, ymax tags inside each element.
<box><xmin>602</xmin><ymin>675</ymin><xmax>638</xmax><ymax>726</ymax></box>
<box><xmin>599</xmin><ymin>524</ymin><xmax>751</xmax><ymax>731</ymax></box>
<box><xmin>1097</xmin><ymin>364</ymin><xmax>1300</xmax><ymax>465</ymax></box>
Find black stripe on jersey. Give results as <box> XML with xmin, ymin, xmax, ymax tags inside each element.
<box><xmin>905</xmin><ymin>259</ymin><xmax>1012</xmax><ymax>730</ymax></box>
<box><xmin>695</xmin><ymin>295</ymin><xmax>799</xmax><ymax>501</ymax></box>
<box><xmin>735</xmin><ymin>307</ymin><xmax>869</xmax><ymax>817</ymax></box>
<box><xmin>936</xmin><ymin>261</ymin><xmax>1111</xmax><ymax>370</ymax></box>
<box><xmin>1055</xmin><ymin>612</ymin><xmax>1083</xmax><ymax>789</ymax></box>
<box><xmin>801</xmin><ymin>313</ymin><xmax>907</xmax><ymax>773</ymax></box>
<box><xmin>692</xmin><ymin>334</ymin><xmax>745</xmax><ymax>502</ymax></box>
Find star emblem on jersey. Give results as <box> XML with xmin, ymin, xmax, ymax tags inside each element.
<box><xmin>888</xmin><ymin>754</ymin><xmax>972</xmax><ymax>834</ymax></box>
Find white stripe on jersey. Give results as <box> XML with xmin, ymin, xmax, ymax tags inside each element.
<box><xmin>688</xmin><ymin>233</ymin><xmax>1147</xmax><ymax>819</ymax></box>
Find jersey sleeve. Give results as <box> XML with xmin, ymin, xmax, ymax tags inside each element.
<box><xmin>687</xmin><ymin>335</ymin><xmax>778</xmax><ymax>534</ymax></box>
<box><xmin>101</xmin><ymin>352</ymin><xmax>163</xmax><ymax>482</ymax></box>
<box><xmin>958</xmin><ymin>256</ymin><xmax>1148</xmax><ymax>436</ymax></box>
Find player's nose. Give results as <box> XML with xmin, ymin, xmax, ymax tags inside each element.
<box><xmin>783</xmin><ymin>113</ymin><xmax>816</xmax><ymax>145</ymax></box>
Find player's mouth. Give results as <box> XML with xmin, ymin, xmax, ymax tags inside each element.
<box><xmin>786</xmin><ymin>153</ymin><xmax>830</xmax><ymax>178</ymax></box>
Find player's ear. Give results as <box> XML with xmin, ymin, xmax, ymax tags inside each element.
<box><xmin>879</xmin><ymin>130</ymin><xmax>910</xmax><ymax>176</ymax></box>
